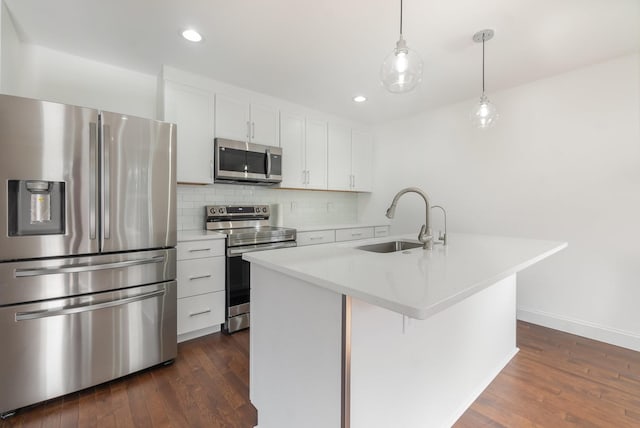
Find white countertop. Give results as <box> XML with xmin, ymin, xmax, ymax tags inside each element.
<box><xmin>177</xmin><ymin>230</ymin><xmax>227</xmax><ymax>242</ymax></box>
<box><xmin>244</xmin><ymin>233</ymin><xmax>567</xmax><ymax>319</ymax></box>
<box><xmin>291</xmin><ymin>222</ymin><xmax>390</xmax><ymax>232</ymax></box>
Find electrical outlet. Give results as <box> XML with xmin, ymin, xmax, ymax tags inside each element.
<box><xmin>290</xmin><ymin>201</ymin><xmax>297</xmax><ymax>212</ymax></box>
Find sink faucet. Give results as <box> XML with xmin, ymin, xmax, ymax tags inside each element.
<box><xmin>385</xmin><ymin>187</ymin><xmax>433</xmax><ymax>250</ymax></box>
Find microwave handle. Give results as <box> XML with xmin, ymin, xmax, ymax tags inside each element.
<box><xmin>265</xmin><ymin>148</ymin><xmax>272</xmax><ymax>178</ymax></box>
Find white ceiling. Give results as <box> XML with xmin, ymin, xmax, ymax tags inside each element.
<box><xmin>4</xmin><ymin>0</ymin><xmax>640</xmax><ymax>124</ymax></box>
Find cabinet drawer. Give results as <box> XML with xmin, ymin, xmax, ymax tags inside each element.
<box><xmin>177</xmin><ymin>257</ymin><xmax>225</xmax><ymax>298</ymax></box>
<box><xmin>177</xmin><ymin>239</ymin><xmax>225</xmax><ymax>260</ymax></box>
<box><xmin>335</xmin><ymin>227</ymin><xmax>374</xmax><ymax>242</ymax></box>
<box><xmin>177</xmin><ymin>291</ymin><xmax>225</xmax><ymax>335</ymax></box>
<box><xmin>374</xmin><ymin>226</ymin><xmax>390</xmax><ymax>238</ymax></box>
<box><xmin>297</xmin><ymin>230</ymin><xmax>335</xmax><ymax>246</ymax></box>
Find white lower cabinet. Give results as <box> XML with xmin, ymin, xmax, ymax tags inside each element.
<box><xmin>297</xmin><ymin>229</ymin><xmax>336</xmax><ymax>246</ymax></box>
<box><xmin>176</xmin><ymin>239</ymin><xmax>225</xmax><ymax>342</ymax></box>
<box><xmin>374</xmin><ymin>225</ymin><xmax>390</xmax><ymax>238</ymax></box>
<box><xmin>297</xmin><ymin>225</ymin><xmax>388</xmax><ymax>247</ymax></box>
<box><xmin>177</xmin><ymin>292</ymin><xmax>226</xmax><ymax>336</ymax></box>
<box><xmin>335</xmin><ymin>227</ymin><xmax>374</xmax><ymax>242</ymax></box>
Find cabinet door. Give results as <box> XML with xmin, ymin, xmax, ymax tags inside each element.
<box><xmin>215</xmin><ymin>93</ymin><xmax>250</xmax><ymax>142</ymax></box>
<box><xmin>335</xmin><ymin>227</ymin><xmax>374</xmax><ymax>242</ymax></box>
<box><xmin>351</xmin><ymin>130</ymin><xmax>373</xmax><ymax>192</ymax></box>
<box><xmin>305</xmin><ymin>119</ymin><xmax>328</xmax><ymax>190</ymax></box>
<box><xmin>327</xmin><ymin>123</ymin><xmax>352</xmax><ymax>191</ymax></box>
<box><xmin>279</xmin><ymin>112</ymin><xmax>306</xmax><ymax>188</ymax></box>
<box><xmin>251</xmin><ymin>103</ymin><xmax>279</xmax><ymax>146</ymax></box>
<box><xmin>163</xmin><ymin>81</ymin><xmax>214</xmax><ymax>184</ymax></box>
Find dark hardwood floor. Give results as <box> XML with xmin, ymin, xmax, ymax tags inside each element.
<box><xmin>2</xmin><ymin>321</ymin><xmax>640</xmax><ymax>427</ymax></box>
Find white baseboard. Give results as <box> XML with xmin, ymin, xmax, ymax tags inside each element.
<box><xmin>444</xmin><ymin>347</ymin><xmax>519</xmax><ymax>428</ymax></box>
<box><xmin>177</xmin><ymin>325</ymin><xmax>221</xmax><ymax>343</ymax></box>
<box><xmin>517</xmin><ymin>307</ymin><xmax>640</xmax><ymax>352</ymax></box>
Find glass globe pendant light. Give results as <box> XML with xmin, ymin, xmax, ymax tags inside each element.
<box><xmin>380</xmin><ymin>0</ymin><xmax>423</xmax><ymax>93</ymax></box>
<box><xmin>470</xmin><ymin>29</ymin><xmax>498</xmax><ymax>128</ymax></box>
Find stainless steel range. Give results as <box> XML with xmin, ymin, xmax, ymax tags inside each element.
<box><xmin>206</xmin><ymin>205</ymin><xmax>296</xmax><ymax>333</ymax></box>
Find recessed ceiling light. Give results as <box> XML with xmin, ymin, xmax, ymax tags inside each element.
<box><xmin>182</xmin><ymin>29</ymin><xmax>203</xmax><ymax>42</ymax></box>
<box><xmin>353</xmin><ymin>95</ymin><xmax>367</xmax><ymax>103</ymax></box>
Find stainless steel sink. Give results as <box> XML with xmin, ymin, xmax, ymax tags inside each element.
<box><xmin>356</xmin><ymin>240</ymin><xmax>423</xmax><ymax>253</ymax></box>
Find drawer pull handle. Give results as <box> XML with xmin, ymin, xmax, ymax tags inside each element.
<box><xmin>351</xmin><ymin>233</ymin><xmax>363</xmax><ymax>237</ymax></box>
<box><xmin>189</xmin><ymin>309</ymin><xmax>211</xmax><ymax>317</ymax></box>
<box><xmin>309</xmin><ymin>236</ymin><xmax>324</xmax><ymax>240</ymax></box>
<box><xmin>189</xmin><ymin>248</ymin><xmax>211</xmax><ymax>253</ymax></box>
<box><xmin>189</xmin><ymin>274</ymin><xmax>212</xmax><ymax>280</ymax></box>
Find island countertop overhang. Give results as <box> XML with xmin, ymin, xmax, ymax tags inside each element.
<box><xmin>243</xmin><ymin>233</ymin><xmax>567</xmax><ymax>320</ymax></box>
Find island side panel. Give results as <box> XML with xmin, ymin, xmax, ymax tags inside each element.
<box><xmin>250</xmin><ymin>264</ymin><xmax>343</xmax><ymax>428</ymax></box>
<box><xmin>349</xmin><ymin>274</ymin><xmax>518</xmax><ymax>428</ymax></box>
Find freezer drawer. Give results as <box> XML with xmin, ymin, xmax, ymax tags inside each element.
<box><xmin>0</xmin><ymin>281</ymin><xmax>177</xmax><ymax>415</ymax></box>
<box><xmin>0</xmin><ymin>248</ymin><xmax>176</xmax><ymax>306</ymax></box>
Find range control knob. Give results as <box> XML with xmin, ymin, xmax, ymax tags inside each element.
<box><xmin>209</xmin><ymin>208</ymin><xmax>215</xmax><ymax>214</ymax></box>
<box><xmin>262</xmin><ymin>207</ymin><xmax>267</xmax><ymax>213</ymax></box>
<box><xmin>218</xmin><ymin>208</ymin><xmax>224</xmax><ymax>214</ymax></box>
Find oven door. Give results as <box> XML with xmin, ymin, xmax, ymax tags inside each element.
<box><xmin>225</xmin><ymin>241</ymin><xmax>296</xmax><ymax>333</ymax></box>
<box><xmin>215</xmin><ymin>138</ymin><xmax>282</xmax><ymax>184</ymax></box>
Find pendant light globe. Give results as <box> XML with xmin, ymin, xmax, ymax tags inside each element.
<box><xmin>380</xmin><ymin>0</ymin><xmax>423</xmax><ymax>94</ymax></box>
<box><xmin>381</xmin><ymin>37</ymin><xmax>423</xmax><ymax>93</ymax></box>
<box><xmin>470</xmin><ymin>94</ymin><xmax>498</xmax><ymax>128</ymax></box>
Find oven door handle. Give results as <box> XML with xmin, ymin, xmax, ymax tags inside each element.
<box><xmin>15</xmin><ymin>288</ymin><xmax>166</xmax><ymax>321</ymax></box>
<box><xmin>227</xmin><ymin>241</ymin><xmax>297</xmax><ymax>256</ymax></box>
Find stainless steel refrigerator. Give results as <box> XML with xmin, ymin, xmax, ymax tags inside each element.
<box><xmin>0</xmin><ymin>94</ymin><xmax>177</xmax><ymax>416</ymax></box>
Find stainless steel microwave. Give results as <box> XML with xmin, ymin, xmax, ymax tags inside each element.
<box><xmin>214</xmin><ymin>138</ymin><xmax>283</xmax><ymax>185</ymax></box>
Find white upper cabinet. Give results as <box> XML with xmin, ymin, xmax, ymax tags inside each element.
<box><xmin>280</xmin><ymin>111</ymin><xmax>328</xmax><ymax>190</ymax></box>
<box><xmin>214</xmin><ymin>93</ymin><xmax>249</xmax><ymax>142</ymax></box>
<box><xmin>327</xmin><ymin>124</ymin><xmax>353</xmax><ymax>191</ymax></box>
<box><xmin>350</xmin><ymin>129</ymin><xmax>373</xmax><ymax>192</ymax></box>
<box><xmin>305</xmin><ymin>119</ymin><xmax>328</xmax><ymax>190</ymax></box>
<box><xmin>162</xmin><ymin>80</ymin><xmax>214</xmax><ymax>184</ymax></box>
<box><xmin>159</xmin><ymin>67</ymin><xmax>370</xmax><ymax>190</ymax></box>
<box><xmin>215</xmin><ymin>93</ymin><xmax>278</xmax><ymax>146</ymax></box>
<box><xmin>280</xmin><ymin>112</ymin><xmax>306</xmax><ymax>188</ymax></box>
<box><xmin>251</xmin><ymin>103</ymin><xmax>279</xmax><ymax>146</ymax></box>
<box><xmin>327</xmin><ymin>124</ymin><xmax>373</xmax><ymax>192</ymax></box>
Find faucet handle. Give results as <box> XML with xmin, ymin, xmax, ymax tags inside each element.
<box><xmin>418</xmin><ymin>224</ymin><xmax>427</xmax><ymax>243</ymax></box>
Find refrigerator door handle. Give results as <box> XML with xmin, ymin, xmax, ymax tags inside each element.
<box><xmin>14</xmin><ymin>255</ymin><xmax>166</xmax><ymax>277</ymax></box>
<box><xmin>15</xmin><ymin>288</ymin><xmax>166</xmax><ymax>321</ymax></box>
<box><xmin>89</xmin><ymin>122</ymin><xmax>98</xmax><ymax>240</ymax></box>
<box><xmin>102</xmin><ymin>122</ymin><xmax>111</xmax><ymax>241</ymax></box>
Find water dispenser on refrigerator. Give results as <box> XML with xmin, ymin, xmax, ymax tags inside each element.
<box><xmin>7</xmin><ymin>180</ymin><xmax>65</xmax><ymax>236</ymax></box>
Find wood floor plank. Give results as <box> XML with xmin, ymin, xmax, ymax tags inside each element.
<box><xmin>2</xmin><ymin>324</ymin><xmax>639</xmax><ymax>427</ymax></box>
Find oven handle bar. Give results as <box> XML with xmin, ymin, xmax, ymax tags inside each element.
<box><xmin>227</xmin><ymin>241</ymin><xmax>297</xmax><ymax>256</ymax></box>
<box><xmin>14</xmin><ymin>256</ymin><xmax>166</xmax><ymax>277</ymax></box>
<box><xmin>15</xmin><ymin>288</ymin><xmax>166</xmax><ymax>321</ymax></box>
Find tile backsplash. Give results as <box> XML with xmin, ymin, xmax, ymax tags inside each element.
<box><xmin>177</xmin><ymin>184</ymin><xmax>358</xmax><ymax>231</ymax></box>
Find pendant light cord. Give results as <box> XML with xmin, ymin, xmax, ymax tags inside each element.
<box><xmin>482</xmin><ymin>37</ymin><xmax>485</xmax><ymax>95</ymax></box>
<box><xmin>399</xmin><ymin>0</ymin><xmax>403</xmax><ymax>37</ymax></box>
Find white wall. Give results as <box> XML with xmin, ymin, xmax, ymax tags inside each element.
<box><xmin>0</xmin><ymin>1</ymin><xmax>24</xmax><ymax>91</ymax></box>
<box><xmin>359</xmin><ymin>53</ymin><xmax>640</xmax><ymax>350</ymax></box>
<box><xmin>0</xmin><ymin>17</ymin><xmax>157</xmax><ymax>118</ymax></box>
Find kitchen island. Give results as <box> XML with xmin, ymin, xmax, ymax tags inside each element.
<box><xmin>244</xmin><ymin>233</ymin><xmax>566</xmax><ymax>428</ymax></box>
